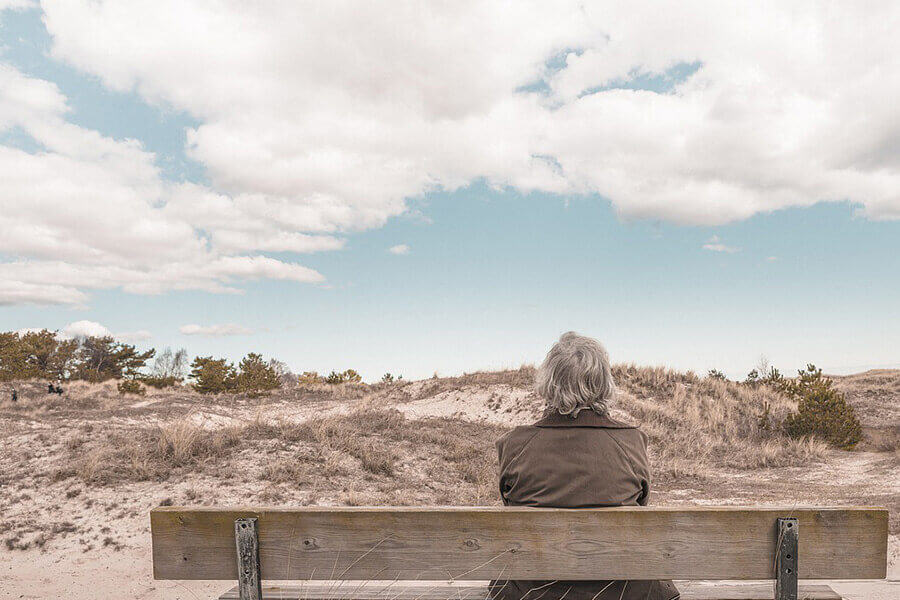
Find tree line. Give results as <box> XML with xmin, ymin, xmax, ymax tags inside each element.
<box><xmin>0</xmin><ymin>329</ymin><xmax>154</xmax><ymax>383</ymax></box>
<box><xmin>0</xmin><ymin>329</ymin><xmax>387</xmax><ymax>397</ymax></box>
<box><xmin>0</xmin><ymin>329</ymin><xmax>281</xmax><ymax>395</ymax></box>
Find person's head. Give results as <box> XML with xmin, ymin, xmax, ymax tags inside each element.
<box><xmin>535</xmin><ymin>331</ymin><xmax>615</xmax><ymax>417</ymax></box>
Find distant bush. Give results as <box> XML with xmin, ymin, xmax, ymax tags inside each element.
<box><xmin>297</xmin><ymin>371</ymin><xmax>325</xmax><ymax>385</ymax></box>
<box><xmin>234</xmin><ymin>353</ymin><xmax>280</xmax><ymax>396</ymax></box>
<box><xmin>190</xmin><ymin>353</ymin><xmax>280</xmax><ymax>396</ymax></box>
<box><xmin>325</xmin><ymin>369</ymin><xmax>362</xmax><ymax>385</ymax></box>
<box><xmin>190</xmin><ymin>357</ymin><xmax>237</xmax><ymax>394</ymax></box>
<box><xmin>707</xmin><ymin>369</ymin><xmax>727</xmax><ymax>381</ymax></box>
<box><xmin>381</xmin><ymin>373</ymin><xmax>395</xmax><ymax>384</ymax></box>
<box><xmin>117</xmin><ymin>379</ymin><xmax>145</xmax><ymax>396</ymax></box>
<box><xmin>782</xmin><ymin>365</ymin><xmax>862</xmax><ymax>450</ymax></box>
<box><xmin>141</xmin><ymin>376</ymin><xmax>180</xmax><ymax>389</ymax></box>
<box><xmin>744</xmin><ymin>366</ymin><xmax>784</xmax><ymax>386</ymax></box>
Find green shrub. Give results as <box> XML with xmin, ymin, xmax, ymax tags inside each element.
<box><xmin>744</xmin><ymin>366</ymin><xmax>783</xmax><ymax>386</ymax></box>
<box><xmin>782</xmin><ymin>365</ymin><xmax>862</xmax><ymax>450</ymax></box>
<box><xmin>707</xmin><ymin>369</ymin><xmax>727</xmax><ymax>381</ymax></box>
<box><xmin>141</xmin><ymin>376</ymin><xmax>180</xmax><ymax>389</ymax></box>
<box><xmin>117</xmin><ymin>379</ymin><xmax>145</xmax><ymax>396</ymax></box>
<box><xmin>234</xmin><ymin>353</ymin><xmax>280</xmax><ymax>396</ymax></box>
<box><xmin>381</xmin><ymin>373</ymin><xmax>395</xmax><ymax>384</ymax></box>
<box><xmin>298</xmin><ymin>371</ymin><xmax>325</xmax><ymax>385</ymax></box>
<box><xmin>325</xmin><ymin>369</ymin><xmax>362</xmax><ymax>384</ymax></box>
<box><xmin>190</xmin><ymin>357</ymin><xmax>237</xmax><ymax>394</ymax></box>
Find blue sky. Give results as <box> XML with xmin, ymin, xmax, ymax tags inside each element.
<box><xmin>1</xmin><ymin>3</ymin><xmax>899</xmax><ymax>380</ymax></box>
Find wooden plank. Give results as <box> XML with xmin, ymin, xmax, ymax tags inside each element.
<box><xmin>219</xmin><ymin>582</ymin><xmax>843</xmax><ymax>600</ymax></box>
<box><xmin>151</xmin><ymin>506</ymin><xmax>888</xmax><ymax>581</ymax></box>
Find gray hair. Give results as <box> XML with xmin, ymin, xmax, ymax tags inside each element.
<box><xmin>535</xmin><ymin>331</ymin><xmax>615</xmax><ymax>417</ymax></box>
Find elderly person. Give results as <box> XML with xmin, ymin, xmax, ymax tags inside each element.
<box><xmin>490</xmin><ymin>332</ymin><xmax>679</xmax><ymax>600</ymax></box>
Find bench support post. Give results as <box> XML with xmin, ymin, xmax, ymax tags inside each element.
<box><xmin>235</xmin><ymin>518</ymin><xmax>262</xmax><ymax>600</ymax></box>
<box><xmin>775</xmin><ymin>517</ymin><xmax>798</xmax><ymax>600</ymax></box>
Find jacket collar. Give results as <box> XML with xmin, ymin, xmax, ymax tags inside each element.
<box><xmin>534</xmin><ymin>410</ymin><xmax>637</xmax><ymax>429</ymax></box>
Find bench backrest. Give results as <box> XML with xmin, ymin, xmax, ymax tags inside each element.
<box><xmin>151</xmin><ymin>506</ymin><xmax>887</xmax><ymax>581</ymax></box>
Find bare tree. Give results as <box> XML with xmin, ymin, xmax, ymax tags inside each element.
<box><xmin>268</xmin><ymin>358</ymin><xmax>297</xmax><ymax>388</ymax></box>
<box><xmin>152</xmin><ymin>347</ymin><xmax>189</xmax><ymax>379</ymax></box>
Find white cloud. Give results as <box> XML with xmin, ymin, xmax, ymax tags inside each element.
<box><xmin>388</xmin><ymin>244</ymin><xmax>410</xmax><ymax>255</ymax></box>
<box><xmin>179</xmin><ymin>323</ymin><xmax>253</xmax><ymax>337</ymax></box>
<box><xmin>15</xmin><ymin>320</ymin><xmax>153</xmax><ymax>342</ymax></box>
<box><xmin>702</xmin><ymin>235</ymin><xmax>739</xmax><ymax>254</ymax></box>
<box><xmin>0</xmin><ymin>63</ymin><xmax>325</xmax><ymax>306</ymax></box>
<box><xmin>36</xmin><ymin>0</ymin><xmax>900</xmax><ymax>228</ymax></box>
<box><xmin>4</xmin><ymin>2</ymin><xmax>900</xmax><ymax>306</ymax></box>
<box><xmin>61</xmin><ymin>319</ymin><xmax>111</xmax><ymax>338</ymax></box>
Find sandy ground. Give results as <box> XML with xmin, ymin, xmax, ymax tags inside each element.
<box><xmin>1</xmin><ymin>373</ymin><xmax>898</xmax><ymax>599</ymax></box>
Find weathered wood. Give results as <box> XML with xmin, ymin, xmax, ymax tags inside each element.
<box><xmin>235</xmin><ymin>518</ymin><xmax>262</xmax><ymax>600</ymax></box>
<box><xmin>218</xmin><ymin>581</ymin><xmax>843</xmax><ymax>600</ymax></box>
<box><xmin>774</xmin><ymin>518</ymin><xmax>798</xmax><ymax>600</ymax></box>
<box><xmin>150</xmin><ymin>506</ymin><xmax>888</xmax><ymax>581</ymax></box>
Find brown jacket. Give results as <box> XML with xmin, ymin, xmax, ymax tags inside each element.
<box><xmin>489</xmin><ymin>410</ymin><xmax>679</xmax><ymax>600</ymax></box>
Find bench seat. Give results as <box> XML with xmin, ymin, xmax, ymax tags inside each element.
<box><xmin>219</xmin><ymin>581</ymin><xmax>843</xmax><ymax>600</ymax></box>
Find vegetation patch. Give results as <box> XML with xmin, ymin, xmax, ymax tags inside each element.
<box><xmin>782</xmin><ymin>365</ymin><xmax>863</xmax><ymax>450</ymax></box>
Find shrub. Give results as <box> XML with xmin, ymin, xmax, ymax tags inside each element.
<box><xmin>297</xmin><ymin>371</ymin><xmax>325</xmax><ymax>385</ymax></box>
<box><xmin>707</xmin><ymin>369</ymin><xmax>727</xmax><ymax>381</ymax></box>
<box><xmin>190</xmin><ymin>357</ymin><xmax>237</xmax><ymax>394</ymax></box>
<box><xmin>325</xmin><ymin>369</ymin><xmax>362</xmax><ymax>384</ymax></box>
<box><xmin>234</xmin><ymin>353</ymin><xmax>280</xmax><ymax>395</ymax></box>
<box><xmin>117</xmin><ymin>379</ymin><xmax>145</xmax><ymax>396</ymax></box>
<box><xmin>141</xmin><ymin>376</ymin><xmax>180</xmax><ymax>389</ymax></box>
<box><xmin>782</xmin><ymin>365</ymin><xmax>862</xmax><ymax>450</ymax></box>
<box><xmin>744</xmin><ymin>366</ymin><xmax>783</xmax><ymax>386</ymax></box>
<box><xmin>381</xmin><ymin>373</ymin><xmax>395</xmax><ymax>384</ymax></box>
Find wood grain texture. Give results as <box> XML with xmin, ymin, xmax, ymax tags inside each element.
<box><xmin>150</xmin><ymin>506</ymin><xmax>888</xmax><ymax>581</ymax></box>
<box><xmin>218</xmin><ymin>582</ymin><xmax>843</xmax><ymax>600</ymax></box>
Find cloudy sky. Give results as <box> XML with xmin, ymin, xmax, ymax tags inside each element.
<box><xmin>1</xmin><ymin>1</ymin><xmax>898</xmax><ymax>380</ymax></box>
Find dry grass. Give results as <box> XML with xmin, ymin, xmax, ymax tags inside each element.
<box><xmin>5</xmin><ymin>367</ymin><xmax>898</xmax><ymax>558</ymax></box>
<box><xmin>247</xmin><ymin>408</ymin><xmax>504</xmax><ymax>503</ymax></box>
<box><xmin>613</xmin><ymin>365</ymin><xmax>829</xmax><ymax>477</ymax></box>
<box><xmin>51</xmin><ymin>407</ymin><xmax>503</xmax><ymax>504</ymax></box>
<box><xmin>831</xmin><ymin>369</ymin><xmax>900</xmax><ymax>450</ymax></box>
<box><xmin>38</xmin><ymin>364</ymin><xmax>839</xmax><ymax>492</ymax></box>
<box><xmin>61</xmin><ymin>420</ymin><xmax>242</xmax><ymax>485</ymax></box>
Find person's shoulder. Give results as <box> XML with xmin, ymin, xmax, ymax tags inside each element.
<box><xmin>496</xmin><ymin>424</ymin><xmax>540</xmax><ymax>453</ymax></box>
<box><xmin>604</xmin><ymin>420</ymin><xmax>649</xmax><ymax>448</ymax></box>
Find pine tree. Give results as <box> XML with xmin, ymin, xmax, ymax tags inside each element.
<box><xmin>235</xmin><ymin>353</ymin><xmax>279</xmax><ymax>395</ymax></box>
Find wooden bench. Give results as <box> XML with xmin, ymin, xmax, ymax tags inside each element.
<box><xmin>151</xmin><ymin>506</ymin><xmax>889</xmax><ymax>600</ymax></box>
